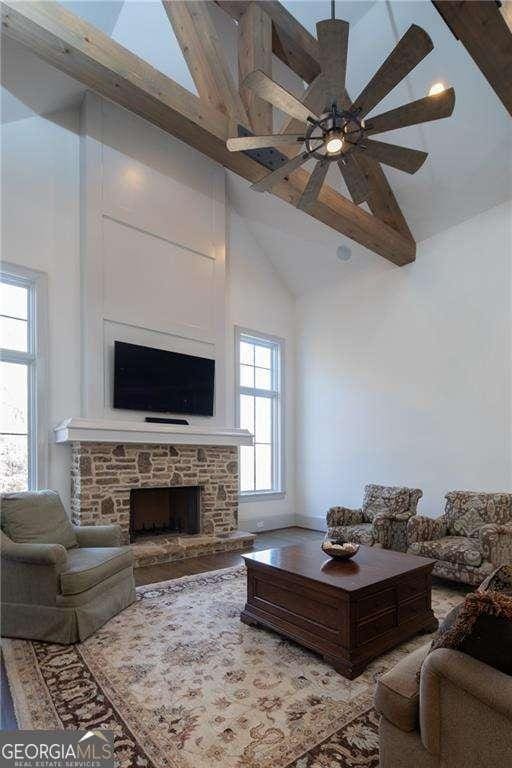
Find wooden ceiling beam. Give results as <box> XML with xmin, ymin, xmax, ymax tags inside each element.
<box><xmin>238</xmin><ymin>3</ymin><xmax>273</xmax><ymax>134</ymax></box>
<box><xmin>216</xmin><ymin>0</ymin><xmax>321</xmax><ymax>82</ymax></box>
<box><xmin>0</xmin><ymin>0</ymin><xmax>415</xmax><ymax>264</ymax></box>
<box><xmin>432</xmin><ymin>0</ymin><xmax>512</xmax><ymax>116</ymax></box>
<box><xmin>162</xmin><ymin>0</ymin><xmax>248</xmax><ymax>124</ymax></box>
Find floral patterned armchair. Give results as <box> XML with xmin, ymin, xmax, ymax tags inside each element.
<box><xmin>407</xmin><ymin>491</ymin><xmax>512</xmax><ymax>586</ymax></box>
<box><xmin>326</xmin><ymin>484</ymin><xmax>423</xmax><ymax>552</ymax></box>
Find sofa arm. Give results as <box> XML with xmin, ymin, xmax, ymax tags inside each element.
<box><xmin>326</xmin><ymin>506</ymin><xmax>364</xmax><ymax>527</ymax></box>
<box><xmin>407</xmin><ymin>515</ymin><xmax>447</xmax><ymax>545</ymax></box>
<box><xmin>479</xmin><ymin>523</ymin><xmax>512</xmax><ymax>566</ymax></box>
<box><xmin>420</xmin><ymin>649</ymin><xmax>512</xmax><ymax>759</ymax></box>
<box><xmin>73</xmin><ymin>524</ymin><xmax>122</xmax><ymax>547</ymax></box>
<box><xmin>1</xmin><ymin>531</ymin><xmax>67</xmax><ymax>567</ymax></box>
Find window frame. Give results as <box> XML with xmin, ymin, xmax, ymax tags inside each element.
<box><xmin>0</xmin><ymin>262</ymin><xmax>48</xmax><ymax>490</ymax></box>
<box><xmin>235</xmin><ymin>326</ymin><xmax>285</xmax><ymax>502</ymax></box>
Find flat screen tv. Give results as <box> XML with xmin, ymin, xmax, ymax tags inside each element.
<box><xmin>113</xmin><ymin>341</ymin><xmax>215</xmax><ymax>416</ymax></box>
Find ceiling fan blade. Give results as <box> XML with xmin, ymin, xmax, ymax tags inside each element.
<box><xmin>350</xmin><ymin>25</ymin><xmax>433</xmax><ymax>118</ymax></box>
<box><xmin>356</xmin><ymin>139</ymin><xmax>428</xmax><ymax>173</ymax></box>
<box><xmin>243</xmin><ymin>70</ymin><xmax>320</xmax><ymax>124</ymax></box>
<box><xmin>227</xmin><ymin>134</ymin><xmax>306</xmax><ymax>151</ymax></box>
<box><xmin>297</xmin><ymin>159</ymin><xmax>330</xmax><ymax>211</ymax></box>
<box><xmin>337</xmin><ymin>155</ymin><xmax>369</xmax><ymax>204</ymax></box>
<box><xmin>251</xmin><ymin>151</ymin><xmax>313</xmax><ymax>193</ymax></box>
<box><xmin>316</xmin><ymin>19</ymin><xmax>349</xmax><ymax>108</ymax></box>
<box><xmin>364</xmin><ymin>88</ymin><xmax>455</xmax><ymax>136</ymax></box>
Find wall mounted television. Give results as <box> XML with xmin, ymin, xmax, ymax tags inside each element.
<box><xmin>113</xmin><ymin>341</ymin><xmax>215</xmax><ymax>416</ymax></box>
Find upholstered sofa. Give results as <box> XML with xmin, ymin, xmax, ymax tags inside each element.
<box><xmin>326</xmin><ymin>484</ymin><xmax>423</xmax><ymax>552</ymax></box>
<box><xmin>1</xmin><ymin>490</ymin><xmax>136</xmax><ymax>643</ymax></box>
<box><xmin>375</xmin><ymin>641</ymin><xmax>512</xmax><ymax>768</ymax></box>
<box><xmin>407</xmin><ymin>491</ymin><xmax>512</xmax><ymax>586</ymax></box>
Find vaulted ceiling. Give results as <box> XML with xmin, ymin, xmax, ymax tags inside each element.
<box><xmin>1</xmin><ymin>0</ymin><xmax>511</xmax><ymax>294</ymax></box>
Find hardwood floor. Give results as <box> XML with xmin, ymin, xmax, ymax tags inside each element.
<box><xmin>0</xmin><ymin>527</ymin><xmax>323</xmax><ymax>729</ymax></box>
<box><xmin>134</xmin><ymin>527</ymin><xmax>324</xmax><ymax>586</ymax></box>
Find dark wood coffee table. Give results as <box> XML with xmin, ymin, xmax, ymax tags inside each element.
<box><xmin>241</xmin><ymin>543</ymin><xmax>438</xmax><ymax>679</ymax></box>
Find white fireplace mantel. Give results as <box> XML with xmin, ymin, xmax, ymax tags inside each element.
<box><xmin>54</xmin><ymin>418</ymin><xmax>253</xmax><ymax>447</ymax></box>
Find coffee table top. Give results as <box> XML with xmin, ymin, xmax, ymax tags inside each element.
<box><xmin>243</xmin><ymin>543</ymin><xmax>436</xmax><ymax>592</ymax></box>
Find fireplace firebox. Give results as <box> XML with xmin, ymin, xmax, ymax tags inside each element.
<box><xmin>130</xmin><ymin>486</ymin><xmax>200</xmax><ymax>540</ymax></box>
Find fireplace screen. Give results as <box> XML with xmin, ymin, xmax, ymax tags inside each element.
<box><xmin>130</xmin><ymin>486</ymin><xmax>200</xmax><ymax>540</ymax></box>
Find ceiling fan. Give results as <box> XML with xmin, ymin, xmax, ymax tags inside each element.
<box><xmin>226</xmin><ymin>1</ymin><xmax>455</xmax><ymax>210</ymax></box>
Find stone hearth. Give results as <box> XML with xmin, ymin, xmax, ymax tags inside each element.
<box><xmin>70</xmin><ymin>440</ymin><xmax>255</xmax><ymax>566</ymax></box>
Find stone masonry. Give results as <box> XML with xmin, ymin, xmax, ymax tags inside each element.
<box><xmin>70</xmin><ymin>442</ymin><xmax>240</xmax><ymax>544</ymax></box>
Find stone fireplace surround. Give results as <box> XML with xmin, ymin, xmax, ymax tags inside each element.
<box><xmin>55</xmin><ymin>419</ymin><xmax>255</xmax><ymax>568</ymax></box>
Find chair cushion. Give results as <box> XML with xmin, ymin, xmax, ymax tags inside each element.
<box><xmin>362</xmin><ymin>484</ymin><xmax>411</xmax><ymax>521</ymax></box>
<box><xmin>374</xmin><ymin>644</ymin><xmax>429</xmax><ymax>732</ymax></box>
<box><xmin>445</xmin><ymin>491</ymin><xmax>512</xmax><ymax>537</ymax></box>
<box><xmin>408</xmin><ymin>536</ymin><xmax>482</xmax><ymax>567</ymax></box>
<box><xmin>1</xmin><ymin>490</ymin><xmax>77</xmax><ymax>549</ymax></box>
<box><xmin>327</xmin><ymin>523</ymin><xmax>374</xmax><ymax>546</ymax></box>
<box><xmin>60</xmin><ymin>546</ymin><xmax>133</xmax><ymax>595</ymax></box>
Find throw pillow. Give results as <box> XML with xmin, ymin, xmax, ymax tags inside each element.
<box><xmin>479</xmin><ymin>564</ymin><xmax>512</xmax><ymax>595</ymax></box>
<box><xmin>428</xmin><ymin>588</ymin><xmax>512</xmax><ymax>676</ymax></box>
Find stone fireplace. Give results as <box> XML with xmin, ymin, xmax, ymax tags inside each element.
<box><xmin>57</xmin><ymin>418</ymin><xmax>255</xmax><ymax>567</ymax></box>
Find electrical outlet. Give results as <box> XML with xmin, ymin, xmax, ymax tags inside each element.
<box><xmin>256</xmin><ymin>521</ymin><xmax>264</xmax><ymax>529</ymax></box>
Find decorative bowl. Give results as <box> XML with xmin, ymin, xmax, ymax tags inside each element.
<box><xmin>321</xmin><ymin>539</ymin><xmax>359</xmax><ymax>561</ymax></box>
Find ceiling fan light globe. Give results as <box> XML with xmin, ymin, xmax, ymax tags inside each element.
<box><xmin>325</xmin><ymin>135</ymin><xmax>344</xmax><ymax>155</ymax></box>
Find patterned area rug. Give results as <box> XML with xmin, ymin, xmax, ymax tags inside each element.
<box><xmin>2</xmin><ymin>566</ymin><xmax>465</xmax><ymax>768</ymax></box>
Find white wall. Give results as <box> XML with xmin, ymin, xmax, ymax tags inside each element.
<box><xmin>227</xmin><ymin>212</ymin><xmax>296</xmax><ymax>531</ymax></box>
<box><xmin>1</xmin><ymin>110</ymin><xmax>81</xmax><ymax>508</ymax></box>
<box><xmin>296</xmin><ymin>201</ymin><xmax>512</xmax><ymax>527</ymax></box>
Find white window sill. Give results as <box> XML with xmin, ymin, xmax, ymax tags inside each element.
<box><xmin>239</xmin><ymin>491</ymin><xmax>286</xmax><ymax>503</ymax></box>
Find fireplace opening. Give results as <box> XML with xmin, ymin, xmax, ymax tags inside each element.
<box><xmin>130</xmin><ymin>486</ymin><xmax>200</xmax><ymax>540</ymax></box>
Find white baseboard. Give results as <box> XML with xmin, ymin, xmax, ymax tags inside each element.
<box><xmin>239</xmin><ymin>512</ymin><xmax>296</xmax><ymax>533</ymax></box>
<box><xmin>294</xmin><ymin>514</ymin><xmax>327</xmax><ymax>532</ymax></box>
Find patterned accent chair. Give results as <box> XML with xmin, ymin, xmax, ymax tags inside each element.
<box><xmin>407</xmin><ymin>491</ymin><xmax>512</xmax><ymax>586</ymax></box>
<box><xmin>326</xmin><ymin>484</ymin><xmax>423</xmax><ymax>552</ymax></box>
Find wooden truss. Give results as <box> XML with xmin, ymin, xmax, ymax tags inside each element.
<box><xmin>0</xmin><ymin>0</ymin><xmax>422</xmax><ymax>264</ymax></box>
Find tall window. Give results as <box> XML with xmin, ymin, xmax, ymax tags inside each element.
<box><xmin>0</xmin><ymin>265</ymin><xmax>46</xmax><ymax>492</ymax></box>
<box><xmin>236</xmin><ymin>328</ymin><xmax>283</xmax><ymax>497</ymax></box>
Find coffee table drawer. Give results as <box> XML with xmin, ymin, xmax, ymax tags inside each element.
<box><xmin>253</xmin><ymin>577</ymin><xmax>340</xmax><ymax>630</ymax></box>
<box><xmin>399</xmin><ymin>594</ymin><xmax>428</xmax><ymax>623</ymax></box>
<box><xmin>398</xmin><ymin>574</ymin><xmax>427</xmax><ymax>602</ymax></box>
<box><xmin>357</xmin><ymin>609</ymin><xmax>396</xmax><ymax>645</ymax></box>
<box><xmin>357</xmin><ymin>588</ymin><xmax>395</xmax><ymax>620</ymax></box>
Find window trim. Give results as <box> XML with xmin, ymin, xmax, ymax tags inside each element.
<box><xmin>0</xmin><ymin>262</ymin><xmax>48</xmax><ymax>490</ymax></box>
<box><xmin>234</xmin><ymin>326</ymin><xmax>285</xmax><ymax>501</ymax></box>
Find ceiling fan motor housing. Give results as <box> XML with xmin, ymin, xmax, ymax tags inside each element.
<box><xmin>304</xmin><ymin>103</ymin><xmax>365</xmax><ymax>160</ymax></box>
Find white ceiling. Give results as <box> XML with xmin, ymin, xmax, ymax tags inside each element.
<box><xmin>2</xmin><ymin>0</ymin><xmax>511</xmax><ymax>296</ymax></box>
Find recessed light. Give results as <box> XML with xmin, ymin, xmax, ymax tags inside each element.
<box><xmin>337</xmin><ymin>245</ymin><xmax>352</xmax><ymax>262</ymax></box>
<box><xmin>428</xmin><ymin>82</ymin><xmax>446</xmax><ymax>96</ymax></box>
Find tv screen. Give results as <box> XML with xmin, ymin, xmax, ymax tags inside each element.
<box><xmin>113</xmin><ymin>341</ymin><xmax>215</xmax><ymax>416</ymax></box>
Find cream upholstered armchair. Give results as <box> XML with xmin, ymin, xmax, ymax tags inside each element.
<box><xmin>326</xmin><ymin>484</ymin><xmax>423</xmax><ymax>552</ymax></box>
<box><xmin>407</xmin><ymin>491</ymin><xmax>512</xmax><ymax>586</ymax></box>
<box><xmin>1</xmin><ymin>490</ymin><xmax>136</xmax><ymax>643</ymax></box>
